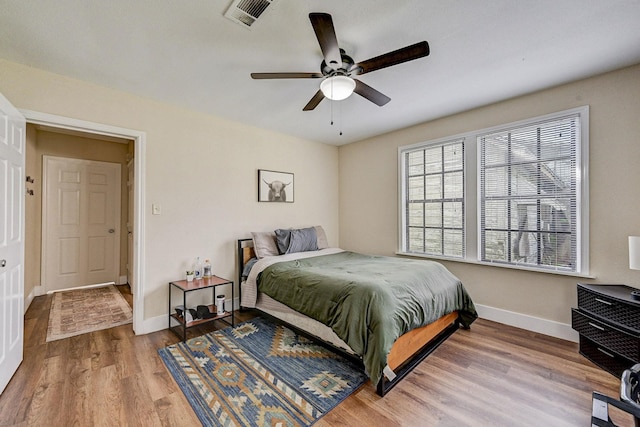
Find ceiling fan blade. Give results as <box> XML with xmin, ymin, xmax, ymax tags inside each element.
<box><xmin>309</xmin><ymin>13</ymin><xmax>342</xmax><ymax>70</ymax></box>
<box><xmin>353</xmin><ymin>41</ymin><xmax>430</xmax><ymax>75</ymax></box>
<box><xmin>251</xmin><ymin>72</ymin><xmax>323</xmax><ymax>79</ymax></box>
<box><xmin>354</xmin><ymin>80</ymin><xmax>391</xmax><ymax>106</ymax></box>
<box><xmin>303</xmin><ymin>90</ymin><xmax>325</xmax><ymax>111</ymax></box>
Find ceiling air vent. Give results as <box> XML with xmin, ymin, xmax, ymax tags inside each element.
<box><xmin>224</xmin><ymin>0</ymin><xmax>278</xmax><ymax>29</ymax></box>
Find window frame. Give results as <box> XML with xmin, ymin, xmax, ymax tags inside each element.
<box><xmin>398</xmin><ymin>106</ymin><xmax>590</xmax><ymax>276</ymax></box>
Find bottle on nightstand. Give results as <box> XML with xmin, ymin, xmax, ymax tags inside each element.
<box><xmin>194</xmin><ymin>257</ymin><xmax>203</xmax><ymax>280</ymax></box>
<box><xmin>203</xmin><ymin>259</ymin><xmax>212</xmax><ymax>278</ymax></box>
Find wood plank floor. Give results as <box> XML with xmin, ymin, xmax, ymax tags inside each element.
<box><xmin>0</xmin><ymin>289</ymin><xmax>633</xmax><ymax>426</ymax></box>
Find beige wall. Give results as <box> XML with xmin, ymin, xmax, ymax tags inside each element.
<box><xmin>0</xmin><ymin>59</ymin><xmax>339</xmax><ymax>322</ymax></box>
<box><xmin>23</xmin><ymin>125</ymin><xmax>131</xmax><ymax>296</ymax></box>
<box><xmin>5</xmin><ymin>55</ymin><xmax>639</xmax><ymax>331</ymax></box>
<box><xmin>339</xmin><ymin>64</ymin><xmax>640</xmax><ymax>325</ymax></box>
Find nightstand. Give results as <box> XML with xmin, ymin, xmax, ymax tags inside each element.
<box><xmin>572</xmin><ymin>283</ymin><xmax>640</xmax><ymax>377</ymax></box>
<box><xmin>168</xmin><ymin>275</ymin><xmax>234</xmax><ymax>341</ymax></box>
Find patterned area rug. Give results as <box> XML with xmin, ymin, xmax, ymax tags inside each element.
<box><xmin>46</xmin><ymin>284</ymin><xmax>133</xmax><ymax>342</ymax></box>
<box><xmin>158</xmin><ymin>317</ymin><xmax>368</xmax><ymax>426</ymax></box>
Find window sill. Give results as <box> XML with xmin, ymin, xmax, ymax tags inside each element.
<box><xmin>395</xmin><ymin>251</ymin><xmax>596</xmax><ymax>279</ymax></box>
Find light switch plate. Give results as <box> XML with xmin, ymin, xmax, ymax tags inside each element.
<box><xmin>152</xmin><ymin>203</ymin><xmax>161</xmax><ymax>215</ymax></box>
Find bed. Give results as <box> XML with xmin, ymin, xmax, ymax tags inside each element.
<box><xmin>236</xmin><ymin>228</ymin><xmax>477</xmax><ymax>396</ymax></box>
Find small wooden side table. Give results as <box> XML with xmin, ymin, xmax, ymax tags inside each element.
<box><xmin>168</xmin><ymin>275</ymin><xmax>234</xmax><ymax>341</ymax></box>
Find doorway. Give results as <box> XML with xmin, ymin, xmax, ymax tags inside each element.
<box><xmin>22</xmin><ymin>110</ymin><xmax>146</xmax><ymax>334</ymax></box>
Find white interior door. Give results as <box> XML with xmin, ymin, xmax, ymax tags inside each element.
<box><xmin>42</xmin><ymin>156</ymin><xmax>121</xmax><ymax>292</ymax></box>
<box><xmin>0</xmin><ymin>93</ymin><xmax>25</xmax><ymax>395</ymax></box>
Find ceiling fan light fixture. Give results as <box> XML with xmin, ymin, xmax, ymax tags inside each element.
<box><xmin>320</xmin><ymin>75</ymin><xmax>356</xmax><ymax>100</ymax></box>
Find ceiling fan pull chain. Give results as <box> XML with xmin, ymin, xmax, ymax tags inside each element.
<box><xmin>339</xmin><ymin>100</ymin><xmax>343</xmax><ymax>136</ymax></box>
<box><xmin>330</xmin><ymin>92</ymin><xmax>334</xmax><ymax>126</ymax></box>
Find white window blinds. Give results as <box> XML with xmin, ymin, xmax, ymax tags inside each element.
<box><xmin>404</xmin><ymin>139</ymin><xmax>465</xmax><ymax>257</ymax></box>
<box><xmin>479</xmin><ymin>113</ymin><xmax>580</xmax><ymax>272</ymax></box>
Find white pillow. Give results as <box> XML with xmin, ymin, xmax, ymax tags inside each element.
<box><xmin>314</xmin><ymin>225</ymin><xmax>329</xmax><ymax>249</ymax></box>
<box><xmin>251</xmin><ymin>231</ymin><xmax>279</xmax><ymax>258</ymax></box>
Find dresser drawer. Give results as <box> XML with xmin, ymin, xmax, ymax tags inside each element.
<box><xmin>579</xmin><ymin>336</ymin><xmax>635</xmax><ymax>377</ymax></box>
<box><xmin>578</xmin><ymin>286</ymin><xmax>640</xmax><ymax>331</ymax></box>
<box><xmin>572</xmin><ymin>308</ymin><xmax>640</xmax><ymax>361</ymax></box>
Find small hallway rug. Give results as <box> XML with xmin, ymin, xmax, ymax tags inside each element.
<box><xmin>46</xmin><ymin>284</ymin><xmax>133</xmax><ymax>342</ymax></box>
<box><xmin>158</xmin><ymin>317</ymin><xmax>368</xmax><ymax>426</ymax></box>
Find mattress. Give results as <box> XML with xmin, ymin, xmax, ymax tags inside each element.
<box><xmin>254</xmin><ymin>292</ymin><xmax>355</xmax><ymax>354</ymax></box>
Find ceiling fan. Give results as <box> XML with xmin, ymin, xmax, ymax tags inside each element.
<box><xmin>251</xmin><ymin>13</ymin><xmax>430</xmax><ymax>111</ymax></box>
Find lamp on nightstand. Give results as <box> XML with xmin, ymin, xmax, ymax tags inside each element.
<box><xmin>630</xmin><ymin>236</ymin><xmax>640</xmax><ymax>300</ymax></box>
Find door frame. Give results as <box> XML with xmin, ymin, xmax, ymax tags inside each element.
<box><xmin>22</xmin><ymin>110</ymin><xmax>146</xmax><ymax>334</ymax></box>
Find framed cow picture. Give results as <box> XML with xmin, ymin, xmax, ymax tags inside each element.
<box><xmin>258</xmin><ymin>169</ymin><xmax>294</xmax><ymax>203</ymax></box>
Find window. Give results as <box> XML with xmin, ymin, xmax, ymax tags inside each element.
<box><xmin>479</xmin><ymin>114</ymin><xmax>581</xmax><ymax>272</ymax></box>
<box><xmin>399</xmin><ymin>107</ymin><xmax>589</xmax><ymax>275</ymax></box>
<box><xmin>401</xmin><ymin>138</ymin><xmax>465</xmax><ymax>258</ymax></box>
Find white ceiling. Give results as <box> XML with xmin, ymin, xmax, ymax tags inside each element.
<box><xmin>2</xmin><ymin>0</ymin><xmax>640</xmax><ymax>146</ymax></box>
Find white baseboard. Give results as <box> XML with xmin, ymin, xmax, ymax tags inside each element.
<box><xmin>137</xmin><ymin>300</ymin><xmax>576</xmax><ymax>343</ymax></box>
<box><xmin>46</xmin><ymin>281</ymin><xmax>115</xmax><ymax>295</ymax></box>
<box><xmin>141</xmin><ymin>314</ymin><xmax>168</xmax><ymax>335</ymax></box>
<box><xmin>24</xmin><ymin>288</ymin><xmax>36</xmax><ymax>314</ymax></box>
<box><xmin>119</xmin><ymin>275</ymin><xmax>128</xmax><ymax>285</ymax></box>
<box><xmin>476</xmin><ymin>303</ymin><xmax>579</xmax><ymax>343</ymax></box>
<box><xmin>24</xmin><ymin>285</ymin><xmax>46</xmax><ymax>314</ymax></box>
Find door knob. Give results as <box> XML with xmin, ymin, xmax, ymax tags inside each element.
<box><xmin>1</xmin><ymin>259</ymin><xmax>6</xmax><ymax>267</ymax></box>
<box><xmin>108</xmin><ymin>229</ymin><xmax>115</xmax><ymax>233</ymax></box>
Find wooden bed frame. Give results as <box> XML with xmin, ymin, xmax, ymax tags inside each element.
<box><xmin>236</xmin><ymin>238</ymin><xmax>461</xmax><ymax>396</ymax></box>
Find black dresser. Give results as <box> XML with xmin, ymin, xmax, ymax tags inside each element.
<box><xmin>571</xmin><ymin>283</ymin><xmax>640</xmax><ymax>377</ymax></box>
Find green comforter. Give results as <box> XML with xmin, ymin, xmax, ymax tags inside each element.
<box><xmin>257</xmin><ymin>251</ymin><xmax>477</xmax><ymax>385</ymax></box>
